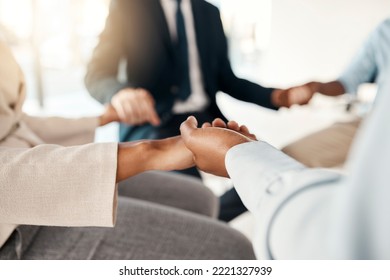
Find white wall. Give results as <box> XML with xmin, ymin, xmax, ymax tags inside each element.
<box><xmin>256</xmin><ymin>0</ymin><xmax>390</xmax><ymax>88</ymax></box>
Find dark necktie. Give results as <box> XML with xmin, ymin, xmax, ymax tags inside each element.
<box><xmin>175</xmin><ymin>0</ymin><xmax>191</xmax><ymax>101</ymax></box>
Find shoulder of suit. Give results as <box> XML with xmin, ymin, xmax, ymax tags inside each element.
<box><xmin>195</xmin><ymin>0</ymin><xmax>220</xmax><ymax>17</ymax></box>
<box><xmin>200</xmin><ymin>0</ymin><xmax>220</xmax><ymax>14</ymax></box>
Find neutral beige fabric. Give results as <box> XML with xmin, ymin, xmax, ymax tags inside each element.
<box><xmin>282</xmin><ymin>119</ymin><xmax>362</xmax><ymax>168</ymax></box>
<box><xmin>0</xmin><ymin>42</ymin><xmax>118</xmax><ymax>248</ymax></box>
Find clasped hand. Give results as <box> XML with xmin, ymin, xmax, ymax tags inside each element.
<box><xmin>180</xmin><ymin>117</ymin><xmax>256</xmax><ymax>177</ymax></box>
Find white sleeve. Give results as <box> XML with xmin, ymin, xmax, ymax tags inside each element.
<box><xmin>225</xmin><ymin>141</ymin><xmax>304</xmax><ymax>212</ymax></box>
<box><xmin>329</xmin><ymin>80</ymin><xmax>390</xmax><ymax>260</ymax></box>
<box><xmin>226</xmin><ymin>79</ymin><xmax>390</xmax><ymax>259</ymax></box>
<box><xmin>225</xmin><ymin>141</ymin><xmax>342</xmax><ymax>259</ymax></box>
<box><xmin>22</xmin><ymin>114</ymin><xmax>99</xmax><ymax>146</ymax></box>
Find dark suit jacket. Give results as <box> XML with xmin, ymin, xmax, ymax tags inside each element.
<box><xmin>85</xmin><ymin>0</ymin><xmax>276</xmax><ymax>141</ymax></box>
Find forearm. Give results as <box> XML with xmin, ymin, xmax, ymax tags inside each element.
<box><xmin>309</xmin><ymin>81</ymin><xmax>346</xmax><ymax>97</ymax></box>
<box><xmin>85</xmin><ymin>76</ymin><xmax>127</xmax><ymax>105</ymax></box>
<box><xmin>85</xmin><ymin>0</ymin><xmax>126</xmax><ymax>105</ymax></box>
<box><xmin>116</xmin><ymin>137</ymin><xmax>192</xmax><ymax>182</ymax></box>
<box><xmin>235</xmin><ymin>80</ymin><xmax>275</xmax><ymax>109</ymax></box>
<box><xmin>217</xmin><ymin>39</ymin><xmax>276</xmax><ymax>109</ymax></box>
<box><xmin>219</xmin><ymin>70</ymin><xmax>276</xmax><ymax>109</ymax></box>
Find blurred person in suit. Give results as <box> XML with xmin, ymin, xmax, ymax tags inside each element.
<box><xmin>0</xmin><ymin>42</ymin><xmax>255</xmax><ymax>260</ymax></box>
<box><xmin>85</xmin><ymin>0</ymin><xmax>285</xmax><ymax>222</ymax></box>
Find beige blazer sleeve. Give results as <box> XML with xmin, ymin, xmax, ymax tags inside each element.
<box><xmin>22</xmin><ymin>114</ymin><xmax>99</xmax><ymax>146</ymax></box>
<box><xmin>0</xmin><ymin>142</ymin><xmax>118</xmax><ymax>228</ymax></box>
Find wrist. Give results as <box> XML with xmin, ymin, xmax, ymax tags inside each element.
<box><xmin>271</xmin><ymin>89</ymin><xmax>283</xmax><ymax>108</ymax></box>
<box><xmin>309</xmin><ymin>81</ymin><xmax>345</xmax><ymax>96</ymax></box>
<box><xmin>98</xmin><ymin>114</ymin><xmax>108</xmax><ymax>127</ymax></box>
<box><xmin>141</xmin><ymin>138</ymin><xmax>192</xmax><ymax>172</ymax></box>
<box><xmin>116</xmin><ymin>141</ymin><xmax>154</xmax><ymax>182</ymax></box>
<box><xmin>140</xmin><ymin>141</ymin><xmax>160</xmax><ymax>171</ymax></box>
<box><xmin>142</xmin><ymin>140</ymin><xmax>170</xmax><ymax>171</ymax></box>
<box><xmin>99</xmin><ymin>104</ymin><xmax>120</xmax><ymax>127</ymax></box>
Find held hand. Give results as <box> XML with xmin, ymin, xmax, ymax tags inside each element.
<box><xmin>99</xmin><ymin>104</ymin><xmax>120</xmax><ymax>126</ymax></box>
<box><xmin>201</xmin><ymin>118</ymin><xmax>257</xmax><ymax>140</ymax></box>
<box><xmin>111</xmin><ymin>88</ymin><xmax>161</xmax><ymax>126</ymax></box>
<box><xmin>287</xmin><ymin>82</ymin><xmax>316</xmax><ymax>105</ymax></box>
<box><xmin>271</xmin><ymin>83</ymin><xmax>316</xmax><ymax>108</ymax></box>
<box><xmin>180</xmin><ymin>117</ymin><xmax>254</xmax><ymax>177</ymax></box>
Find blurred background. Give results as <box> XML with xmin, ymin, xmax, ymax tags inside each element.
<box><xmin>1</xmin><ymin>0</ymin><xmax>388</xmax><ymax>143</ymax></box>
<box><xmin>1</xmin><ymin>0</ymin><xmax>389</xmax><ymax>237</ymax></box>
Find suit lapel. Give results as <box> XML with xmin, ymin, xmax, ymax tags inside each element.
<box><xmin>149</xmin><ymin>0</ymin><xmax>175</xmax><ymax>58</ymax></box>
<box><xmin>191</xmin><ymin>0</ymin><xmax>209</xmax><ymax>83</ymax></box>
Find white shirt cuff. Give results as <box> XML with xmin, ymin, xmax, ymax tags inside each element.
<box><xmin>225</xmin><ymin>141</ymin><xmax>305</xmax><ymax>211</ymax></box>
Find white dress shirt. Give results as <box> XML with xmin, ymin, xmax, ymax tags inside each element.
<box><xmin>225</xmin><ymin>78</ymin><xmax>390</xmax><ymax>259</ymax></box>
<box><xmin>160</xmin><ymin>0</ymin><xmax>210</xmax><ymax>113</ymax></box>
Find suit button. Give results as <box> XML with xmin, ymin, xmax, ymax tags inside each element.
<box><xmin>170</xmin><ymin>86</ymin><xmax>179</xmax><ymax>95</ymax></box>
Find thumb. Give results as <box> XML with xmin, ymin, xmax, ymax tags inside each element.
<box><xmin>149</xmin><ymin>109</ymin><xmax>161</xmax><ymax>126</ymax></box>
<box><xmin>180</xmin><ymin>116</ymin><xmax>198</xmax><ymax>140</ymax></box>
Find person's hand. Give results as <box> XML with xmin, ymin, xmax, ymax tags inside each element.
<box><xmin>180</xmin><ymin>117</ymin><xmax>254</xmax><ymax>177</ymax></box>
<box><xmin>271</xmin><ymin>83</ymin><xmax>317</xmax><ymax>108</ymax></box>
<box><xmin>111</xmin><ymin>88</ymin><xmax>161</xmax><ymax>126</ymax></box>
<box><xmin>99</xmin><ymin>104</ymin><xmax>120</xmax><ymax>126</ymax></box>
<box><xmin>201</xmin><ymin>118</ymin><xmax>258</xmax><ymax>140</ymax></box>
